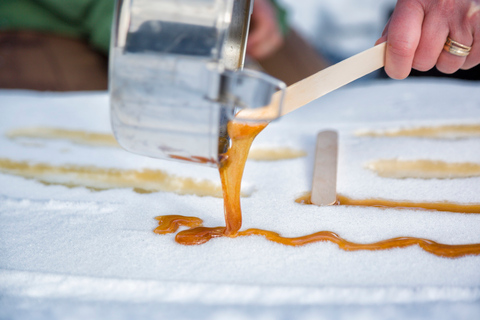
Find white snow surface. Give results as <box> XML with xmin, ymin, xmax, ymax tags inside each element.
<box><xmin>1</xmin><ymin>79</ymin><xmax>480</xmax><ymax>319</ymax></box>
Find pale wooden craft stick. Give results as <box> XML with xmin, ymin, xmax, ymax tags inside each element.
<box><xmin>311</xmin><ymin>130</ymin><xmax>338</xmax><ymax>206</ymax></box>
<box><xmin>237</xmin><ymin>42</ymin><xmax>386</xmax><ymax>121</ymax></box>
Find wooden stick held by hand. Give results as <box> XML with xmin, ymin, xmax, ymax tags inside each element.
<box><xmin>237</xmin><ymin>42</ymin><xmax>386</xmax><ymax>121</ymax></box>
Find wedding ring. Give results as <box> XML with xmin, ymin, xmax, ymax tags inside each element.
<box><xmin>444</xmin><ymin>36</ymin><xmax>472</xmax><ymax>57</ymax></box>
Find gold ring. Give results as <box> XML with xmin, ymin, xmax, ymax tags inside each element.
<box><xmin>444</xmin><ymin>36</ymin><xmax>472</xmax><ymax>57</ymax></box>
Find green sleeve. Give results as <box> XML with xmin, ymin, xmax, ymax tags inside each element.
<box><xmin>82</xmin><ymin>0</ymin><xmax>115</xmax><ymax>53</ymax></box>
<box><xmin>0</xmin><ymin>0</ymin><xmax>285</xmax><ymax>52</ymax></box>
<box><xmin>0</xmin><ymin>0</ymin><xmax>115</xmax><ymax>53</ymax></box>
<box><xmin>269</xmin><ymin>0</ymin><xmax>289</xmax><ymax>36</ymax></box>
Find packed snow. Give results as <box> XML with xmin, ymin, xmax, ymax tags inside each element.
<box><xmin>1</xmin><ymin>79</ymin><xmax>480</xmax><ymax>319</ymax></box>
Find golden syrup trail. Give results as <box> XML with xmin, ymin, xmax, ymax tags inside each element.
<box><xmin>365</xmin><ymin>159</ymin><xmax>480</xmax><ymax>179</ymax></box>
<box><xmin>295</xmin><ymin>192</ymin><xmax>480</xmax><ymax>214</ymax></box>
<box><xmin>0</xmin><ymin>158</ymin><xmax>224</xmax><ymax>198</ymax></box>
<box><xmin>154</xmin><ymin>215</ymin><xmax>480</xmax><ymax>258</ymax></box>
<box><xmin>356</xmin><ymin>124</ymin><xmax>480</xmax><ymax>139</ymax></box>
<box><xmin>6</xmin><ymin>127</ymin><xmax>119</xmax><ymax>147</ymax></box>
<box><xmin>247</xmin><ymin>147</ymin><xmax>307</xmax><ymax>161</ymax></box>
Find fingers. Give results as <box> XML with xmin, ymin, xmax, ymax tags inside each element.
<box><xmin>412</xmin><ymin>10</ymin><xmax>449</xmax><ymax>72</ymax></box>
<box><xmin>460</xmin><ymin>2</ymin><xmax>480</xmax><ymax>70</ymax></box>
<box><xmin>246</xmin><ymin>0</ymin><xmax>284</xmax><ymax>60</ymax></box>
<box><xmin>436</xmin><ymin>37</ymin><xmax>473</xmax><ymax>74</ymax></box>
<box><xmin>247</xmin><ymin>19</ymin><xmax>283</xmax><ymax>59</ymax></box>
<box><xmin>383</xmin><ymin>0</ymin><xmax>480</xmax><ymax>78</ymax></box>
<box><xmin>462</xmin><ymin>30</ymin><xmax>480</xmax><ymax>69</ymax></box>
<box><xmin>384</xmin><ymin>0</ymin><xmax>425</xmax><ymax>79</ymax></box>
<box><xmin>247</xmin><ymin>16</ymin><xmax>270</xmax><ymax>49</ymax></box>
<box><xmin>435</xmin><ymin>3</ymin><xmax>474</xmax><ymax>73</ymax></box>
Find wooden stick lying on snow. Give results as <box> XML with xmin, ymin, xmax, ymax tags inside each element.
<box><xmin>311</xmin><ymin>130</ymin><xmax>339</xmax><ymax>206</ymax></box>
<box><xmin>236</xmin><ymin>42</ymin><xmax>386</xmax><ymax>121</ymax></box>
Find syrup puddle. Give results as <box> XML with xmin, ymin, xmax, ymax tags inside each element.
<box><xmin>355</xmin><ymin>124</ymin><xmax>480</xmax><ymax>139</ymax></box>
<box><xmin>0</xmin><ymin>158</ymin><xmax>227</xmax><ymax>197</ymax></box>
<box><xmin>365</xmin><ymin>159</ymin><xmax>480</xmax><ymax>179</ymax></box>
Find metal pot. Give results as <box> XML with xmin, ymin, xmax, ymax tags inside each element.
<box><xmin>109</xmin><ymin>0</ymin><xmax>285</xmax><ymax>166</ymax></box>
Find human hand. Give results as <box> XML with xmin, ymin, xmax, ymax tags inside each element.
<box><xmin>376</xmin><ymin>0</ymin><xmax>480</xmax><ymax>79</ymax></box>
<box><xmin>246</xmin><ymin>0</ymin><xmax>284</xmax><ymax>60</ymax></box>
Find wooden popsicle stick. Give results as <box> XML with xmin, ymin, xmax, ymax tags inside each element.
<box><xmin>237</xmin><ymin>42</ymin><xmax>386</xmax><ymax>121</ymax></box>
<box><xmin>311</xmin><ymin>130</ymin><xmax>338</xmax><ymax>206</ymax></box>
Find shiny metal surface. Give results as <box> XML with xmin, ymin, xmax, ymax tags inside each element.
<box><xmin>110</xmin><ymin>0</ymin><xmax>285</xmax><ymax>167</ymax></box>
<box><xmin>223</xmin><ymin>0</ymin><xmax>253</xmax><ymax>70</ymax></box>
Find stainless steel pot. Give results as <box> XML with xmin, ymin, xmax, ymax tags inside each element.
<box><xmin>110</xmin><ymin>0</ymin><xmax>285</xmax><ymax>167</ymax></box>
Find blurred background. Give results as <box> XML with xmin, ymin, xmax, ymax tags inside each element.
<box><xmin>282</xmin><ymin>0</ymin><xmax>396</xmax><ymax>63</ymax></box>
<box><xmin>0</xmin><ymin>0</ymin><xmax>478</xmax><ymax>92</ymax></box>
<box><xmin>280</xmin><ymin>0</ymin><xmax>480</xmax><ymax>81</ymax></box>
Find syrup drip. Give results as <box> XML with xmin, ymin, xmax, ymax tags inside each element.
<box><xmin>218</xmin><ymin>122</ymin><xmax>267</xmax><ymax>235</ymax></box>
<box><xmin>154</xmin><ymin>122</ymin><xmax>480</xmax><ymax>258</ymax></box>
<box><xmin>169</xmin><ymin>155</ymin><xmax>216</xmax><ymax>164</ymax></box>
<box><xmin>154</xmin><ymin>215</ymin><xmax>480</xmax><ymax>258</ymax></box>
